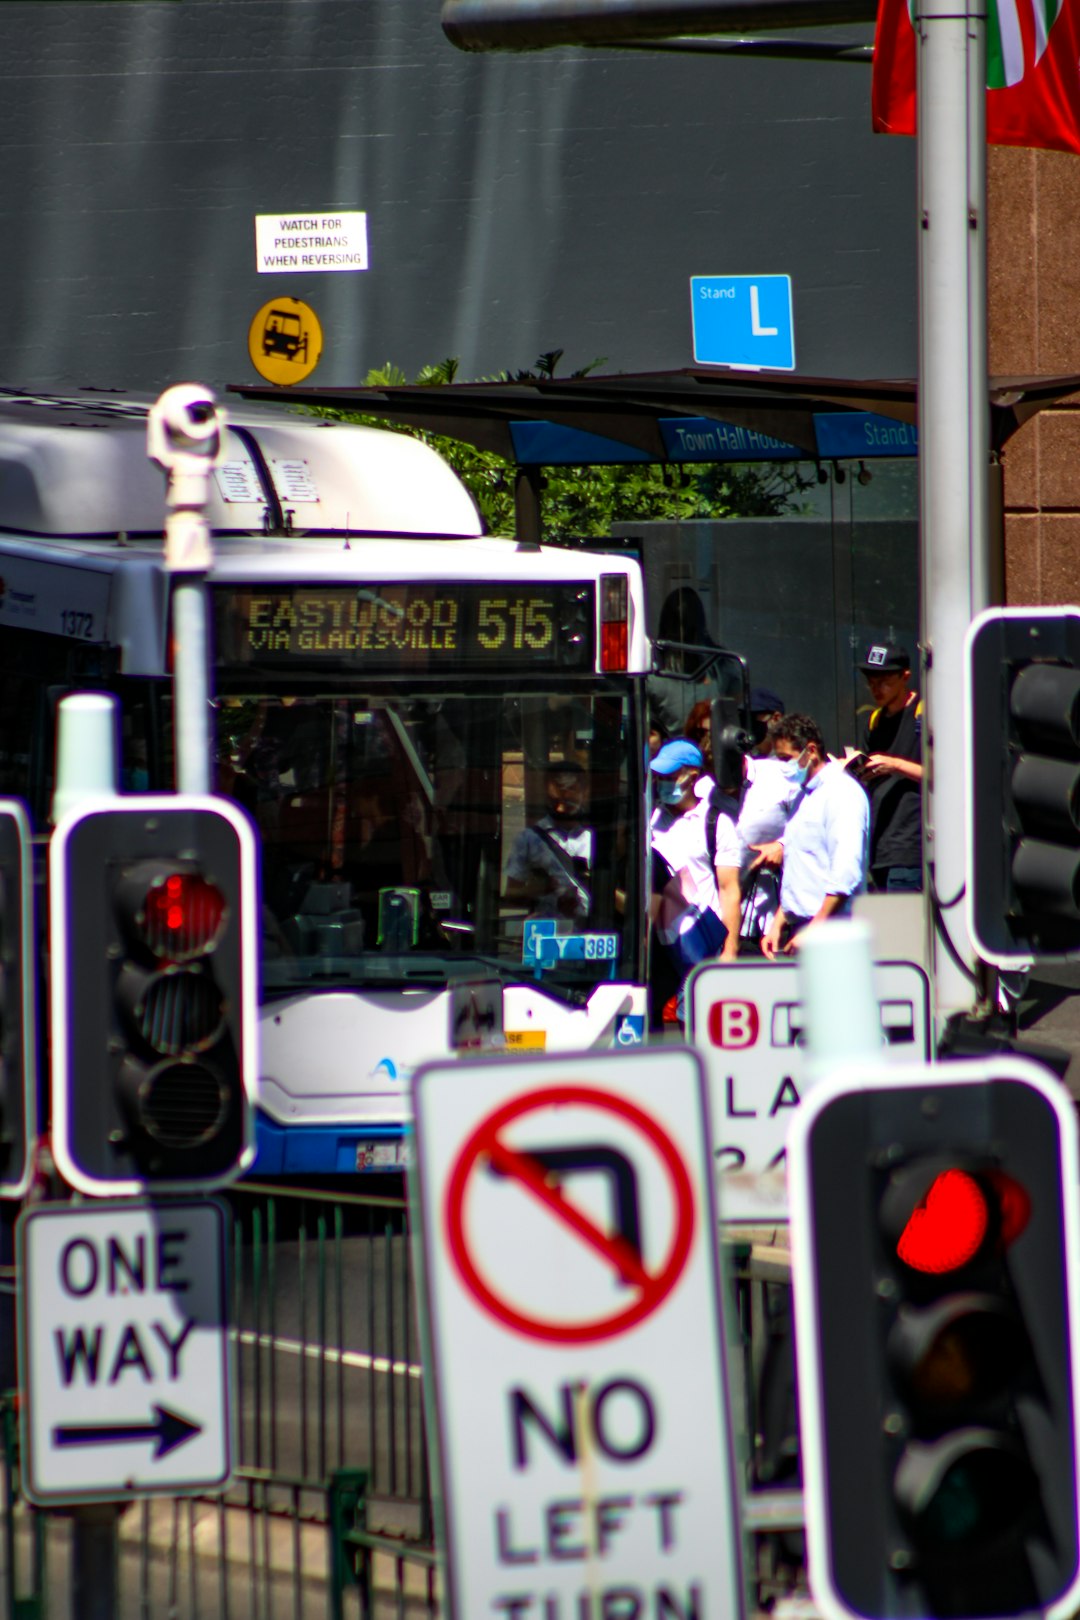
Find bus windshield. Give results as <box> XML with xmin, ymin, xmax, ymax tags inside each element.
<box><xmin>214</xmin><ymin>681</ymin><xmax>641</xmax><ymax>996</ymax></box>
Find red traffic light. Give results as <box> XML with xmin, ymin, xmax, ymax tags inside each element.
<box><xmin>888</xmin><ymin>1164</ymin><xmax>1033</xmax><ymax>1275</ymax></box>
<box><xmin>897</xmin><ymin>1169</ymin><xmax>990</xmax><ymax>1274</ymax></box>
<box><xmin>135</xmin><ymin>869</ymin><xmax>226</xmax><ymax>962</ymax></box>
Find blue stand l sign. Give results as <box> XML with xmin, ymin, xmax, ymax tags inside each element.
<box><xmin>690</xmin><ymin>274</ymin><xmax>795</xmax><ymax>372</ymax></box>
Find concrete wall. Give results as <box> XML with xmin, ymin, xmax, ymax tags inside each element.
<box><xmin>0</xmin><ymin>1</ymin><xmax>916</xmax><ymax>393</ymax></box>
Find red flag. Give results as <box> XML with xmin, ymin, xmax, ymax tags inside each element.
<box><xmin>872</xmin><ymin>0</ymin><xmax>1080</xmax><ymax>154</ymax></box>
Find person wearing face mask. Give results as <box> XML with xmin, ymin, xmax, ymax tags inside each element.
<box><xmin>749</xmin><ymin>687</ymin><xmax>786</xmax><ymax>757</ymax></box>
<box><xmin>752</xmin><ymin>714</ymin><xmax>869</xmax><ymax>958</ymax></box>
<box><xmin>733</xmin><ymin>752</ymin><xmax>804</xmax><ymax>947</ymax></box>
<box><xmin>682</xmin><ymin>700</ymin><xmax>802</xmax><ymax>949</ymax></box>
<box><xmin>649</xmin><ymin>739</ymin><xmax>742</xmax><ymax>1024</ymax></box>
<box><xmin>505</xmin><ymin>760</ymin><xmax>593</xmax><ymax>920</ymax></box>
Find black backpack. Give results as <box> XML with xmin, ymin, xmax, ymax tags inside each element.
<box><xmin>705</xmin><ymin>783</ymin><xmax>743</xmax><ymax>866</ymax></box>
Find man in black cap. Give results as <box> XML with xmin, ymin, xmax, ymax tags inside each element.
<box><xmin>854</xmin><ymin>641</ymin><xmax>923</xmax><ymax>892</ymax></box>
<box><xmin>750</xmin><ymin>686</ymin><xmax>785</xmax><ymax>756</ymax></box>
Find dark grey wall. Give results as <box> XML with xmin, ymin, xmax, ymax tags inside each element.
<box><xmin>0</xmin><ymin>1</ymin><xmax>916</xmax><ymax>394</ymax></box>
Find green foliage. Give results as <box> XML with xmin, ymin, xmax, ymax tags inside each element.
<box><xmin>313</xmin><ymin>354</ymin><xmax>814</xmax><ymax>545</ymax></box>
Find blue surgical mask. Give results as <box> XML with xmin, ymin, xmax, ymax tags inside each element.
<box><xmin>656</xmin><ymin>776</ymin><xmax>688</xmax><ymax>806</ymax></box>
<box><xmin>780</xmin><ymin>755</ymin><xmax>810</xmax><ymax>787</ymax></box>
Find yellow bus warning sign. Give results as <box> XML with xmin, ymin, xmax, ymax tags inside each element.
<box><xmin>248</xmin><ymin>297</ymin><xmax>322</xmax><ymax>385</ymax></box>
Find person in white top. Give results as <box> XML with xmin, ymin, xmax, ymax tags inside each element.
<box><xmin>647</xmin><ymin>740</ymin><xmax>742</xmax><ymax>1028</ymax></box>
<box><xmin>751</xmin><ymin>714</ymin><xmax>869</xmax><ymax>958</ymax></box>
<box><xmin>650</xmin><ymin>739</ymin><xmax>742</xmax><ymax>957</ymax></box>
<box><xmin>735</xmin><ymin>754</ymin><xmax>805</xmax><ymax>940</ymax></box>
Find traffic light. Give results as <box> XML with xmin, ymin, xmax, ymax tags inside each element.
<box><xmin>0</xmin><ymin>800</ymin><xmax>37</xmax><ymax>1197</ymax></box>
<box><xmin>709</xmin><ymin>695</ymin><xmax>752</xmax><ymax>799</ymax></box>
<box><xmin>50</xmin><ymin>797</ymin><xmax>258</xmax><ymax>1195</ymax></box>
<box><xmin>441</xmin><ymin>0</ymin><xmax>878</xmax><ymax>51</ymax></box>
<box><xmin>788</xmin><ymin>1060</ymin><xmax>1080</xmax><ymax>1620</ymax></box>
<box><xmin>966</xmin><ymin>606</ymin><xmax>1080</xmax><ymax>964</ymax></box>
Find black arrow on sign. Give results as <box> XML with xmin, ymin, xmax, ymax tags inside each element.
<box><xmin>53</xmin><ymin>1405</ymin><xmax>202</xmax><ymax>1459</ymax></box>
<box><xmin>488</xmin><ymin>1143</ymin><xmax>643</xmax><ymax>1267</ymax></box>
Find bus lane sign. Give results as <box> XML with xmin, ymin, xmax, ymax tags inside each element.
<box><xmin>17</xmin><ymin>1199</ymin><xmax>232</xmax><ymax>1505</ymax></box>
<box><xmin>686</xmin><ymin>958</ymin><xmax>931</xmax><ymax>1221</ymax></box>
<box><xmin>410</xmin><ymin>1046</ymin><xmax>745</xmax><ymax>1620</ymax></box>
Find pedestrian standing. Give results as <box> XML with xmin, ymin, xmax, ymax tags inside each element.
<box><xmin>648</xmin><ymin>739</ymin><xmax>741</xmax><ymax>1024</ymax></box>
<box><xmin>753</xmin><ymin>714</ymin><xmax>869</xmax><ymax>957</ymax></box>
<box><xmin>854</xmin><ymin>641</ymin><xmax>923</xmax><ymax>893</ymax></box>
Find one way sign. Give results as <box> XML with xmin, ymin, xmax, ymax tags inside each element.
<box><xmin>17</xmin><ymin>1199</ymin><xmax>232</xmax><ymax>1505</ymax></box>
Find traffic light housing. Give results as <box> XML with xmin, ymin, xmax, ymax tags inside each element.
<box><xmin>0</xmin><ymin>800</ymin><xmax>37</xmax><ymax>1197</ymax></box>
<box><xmin>966</xmin><ymin>607</ymin><xmax>1080</xmax><ymax>964</ymax></box>
<box><xmin>789</xmin><ymin>1061</ymin><xmax>1080</xmax><ymax>1620</ymax></box>
<box><xmin>50</xmin><ymin>797</ymin><xmax>257</xmax><ymax>1195</ymax></box>
<box><xmin>709</xmin><ymin>695</ymin><xmax>752</xmax><ymax>799</ymax></box>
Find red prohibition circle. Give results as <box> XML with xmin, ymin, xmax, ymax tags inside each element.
<box><xmin>445</xmin><ymin>1083</ymin><xmax>696</xmax><ymax>1344</ymax></box>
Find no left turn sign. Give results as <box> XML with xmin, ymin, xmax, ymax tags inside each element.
<box><xmin>445</xmin><ymin>1083</ymin><xmax>695</xmax><ymax>1344</ymax></box>
<box><xmin>410</xmin><ymin>1046</ymin><xmax>745</xmax><ymax>1620</ymax></box>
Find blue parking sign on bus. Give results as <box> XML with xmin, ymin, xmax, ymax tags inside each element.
<box><xmin>690</xmin><ymin>274</ymin><xmax>795</xmax><ymax>372</ymax></box>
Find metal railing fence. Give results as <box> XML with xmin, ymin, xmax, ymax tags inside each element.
<box><xmin>0</xmin><ymin>1185</ymin><xmax>806</xmax><ymax>1620</ymax></box>
<box><xmin>1</xmin><ymin>1179</ymin><xmax>437</xmax><ymax>1620</ymax></box>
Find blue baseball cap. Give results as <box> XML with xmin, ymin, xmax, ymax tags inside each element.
<box><xmin>650</xmin><ymin>739</ymin><xmax>704</xmax><ymax>776</ymax></box>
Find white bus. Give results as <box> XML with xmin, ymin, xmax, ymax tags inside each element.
<box><xmin>0</xmin><ymin>390</ymin><xmax>655</xmax><ymax>1174</ymax></box>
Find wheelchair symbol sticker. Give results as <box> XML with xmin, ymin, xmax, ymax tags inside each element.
<box><xmin>615</xmin><ymin>1015</ymin><xmax>645</xmax><ymax>1047</ymax></box>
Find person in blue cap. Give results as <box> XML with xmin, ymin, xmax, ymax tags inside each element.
<box><xmin>648</xmin><ymin>738</ymin><xmax>741</xmax><ymax>1025</ymax></box>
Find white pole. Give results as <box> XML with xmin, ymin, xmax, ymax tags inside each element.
<box><xmin>797</xmin><ymin>920</ymin><xmax>886</xmax><ymax>1081</ymax></box>
<box><xmin>916</xmin><ymin>0</ymin><xmax>989</xmax><ymax>1032</ymax></box>
<box><xmin>51</xmin><ymin>693</ymin><xmax>120</xmax><ymax>824</ymax></box>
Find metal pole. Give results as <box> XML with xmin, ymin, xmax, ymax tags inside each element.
<box><xmin>172</xmin><ymin>578</ymin><xmax>213</xmax><ymax>794</ymax></box>
<box><xmin>916</xmin><ymin>0</ymin><xmax>989</xmax><ymax>1032</ymax></box>
<box><xmin>146</xmin><ymin>384</ymin><xmax>224</xmax><ymax>795</ymax></box>
<box><xmin>46</xmin><ymin>697</ymin><xmax>124</xmax><ymax>1614</ymax></box>
<box><xmin>514</xmin><ymin>464</ymin><xmax>543</xmax><ymax>547</ymax></box>
<box><xmin>71</xmin><ymin>1503</ymin><xmax>119</xmax><ymax>1620</ymax></box>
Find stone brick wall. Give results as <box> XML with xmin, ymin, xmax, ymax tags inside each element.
<box><xmin>989</xmin><ymin>147</ymin><xmax>1080</xmax><ymax>604</ymax></box>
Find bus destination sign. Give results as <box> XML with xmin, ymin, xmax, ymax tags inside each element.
<box><xmin>213</xmin><ymin>583</ymin><xmax>594</xmax><ymax>672</ymax></box>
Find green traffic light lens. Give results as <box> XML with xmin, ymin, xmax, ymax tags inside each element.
<box><xmin>137</xmin><ymin>1059</ymin><xmax>231</xmax><ymax>1150</ymax></box>
<box><xmin>897</xmin><ymin>1434</ymin><xmax>1038</xmax><ymax>1553</ymax></box>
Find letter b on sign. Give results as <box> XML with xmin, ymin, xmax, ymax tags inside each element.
<box><xmin>708</xmin><ymin>1001</ymin><xmax>759</xmax><ymax>1048</ymax></box>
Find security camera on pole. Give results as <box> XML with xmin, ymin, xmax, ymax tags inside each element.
<box><xmin>146</xmin><ymin>383</ymin><xmax>225</xmax><ymax>794</ymax></box>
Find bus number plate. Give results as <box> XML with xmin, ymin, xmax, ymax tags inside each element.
<box><xmin>356</xmin><ymin>1140</ymin><xmax>410</xmax><ymax>1171</ymax></box>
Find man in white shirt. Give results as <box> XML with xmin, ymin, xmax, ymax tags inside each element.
<box><xmin>753</xmin><ymin>714</ymin><xmax>869</xmax><ymax>958</ymax></box>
